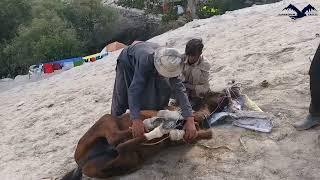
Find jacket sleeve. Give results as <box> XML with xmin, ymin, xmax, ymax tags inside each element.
<box><xmin>128</xmin><ymin>53</ymin><xmax>154</xmax><ymax>120</ymax></box>
<box><xmin>170</xmin><ymin>77</ymin><xmax>193</xmax><ymax>118</ymax></box>
<box><xmin>194</xmin><ymin>66</ymin><xmax>210</xmax><ymax>96</ymax></box>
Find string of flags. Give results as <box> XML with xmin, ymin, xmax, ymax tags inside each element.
<box><xmin>28</xmin><ymin>52</ymin><xmax>108</xmax><ymax>78</ymax></box>
<box><xmin>28</xmin><ymin>41</ymin><xmax>128</xmax><ymax>79</ymax></box>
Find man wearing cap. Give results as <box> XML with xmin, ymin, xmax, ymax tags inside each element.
<box><xmin>111</xmin><ymin>42</ymin><xmax>197</xmax><ymax>141</ymax></box>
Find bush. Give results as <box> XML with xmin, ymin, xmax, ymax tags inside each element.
<box><xmin>1</xmin><ymin>14</ymin><xmax>83</xmax><ymax>78</ymax></box>
<box><xmin>62</xmin><ymin>0</ymin><xmax>119</xmax><ymax>53</ymax></box>
<box><xmin>161</xmin><ymin>5</ymin><xmax>179</xmax><ymax>23</ymax></box>
<box><xmin>197</xmin><ymin>4</ymin><xmax>220</xmax><ymax>19</ymax></box>
<box><xmin>0</xmin><ymin>0</ymin><xmax>119</xmax><ymax>78</ymax></box>
<box><xmin>116</xmin><ymin>0</ymin><xmax>145</xmax><ymax>9</ymax></box>
<box><xmin>144</xmin><ymin>0</ymin><xmax>163</xmax><ymax>14</ymax></box>
<box><xmin>0</xmin><ymin>0</ymin><xmax>32</xmax><ymax>43</ymax></box>
<box><xmin>196</xmin><ymin>0</ymin><xmax>220</xmax><ymax>19</ymax></box>
<box><xmin>116</xmin><ymin>0</ymin><xmax>163</xmax><ymax>14</ymax></box>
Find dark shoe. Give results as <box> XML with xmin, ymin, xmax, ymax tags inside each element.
<box><xmin>293</xmin><ymin>114</ymin><xmax>320</xmax><ymax>130</ymax></box>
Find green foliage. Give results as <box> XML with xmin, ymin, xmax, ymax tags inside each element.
<box><xmin>197</xmin><ymin>4</ymin><xmax>220</xmax><ymax>19</ymax></box>
<box><xmin>62</xmin><ymin>0</ymin><xmax>118</xmax><ymax>53</ymax></box>
<box><xmin>116</xmin><ymin>0</ymin><xmax>145</xmax><ymax>9</ymax></box>
<box><xmin>1</xmin><ymin>12</ymin><xmax>83</xmax><ymax>78</ymax></box>
<box><xmin>196</xmin><ymin>0</ymin><xmax>252</xmax><ymax>18</ymax></box>
<box><xmin>144</xmin><ymin>0</ymin><xmax>163</xmax><ymax>14</ymax></box>
<box><xmin>161</xmin><ymin>4</ymin><xmax>179</xmax><ymax>23</ymax></box>
<box><xmin>0</xmin><ymin>0</ymin><xmax>118</xmax><ymax>78</ymax></box>
<box><xmin>161</xmin><ymin>13</ymin><xmax>179</xmax><ymax>23</ymax></box>
<box><xmin>196</xmin><ymin>0</ymin><xmax>220</xmax><ymax>19</ymax></box>
<box><xmin>0</xmin><ymin>0</ymin><xmax>32</xmax><ymax>42</ymax></box>
<box><xmin>217</xmin><ymin>0</ymin><xmax>247</xmax><ymax>12</ymax></box>
<box><xmin>116</xmin><ymin>0</ymin><xmax>163</xmax><ymax>14</ymax></box>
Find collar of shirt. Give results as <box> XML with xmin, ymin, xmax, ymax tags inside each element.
<box><xmin>183</xmin><ymin>55</ymin><xmax>203</xmax><ymax>67</ymax></box>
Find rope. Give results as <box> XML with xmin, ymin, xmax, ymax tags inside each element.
<box><xmin>141</xmin><ymin>136</ymin><xmax>170</xmax><ymax>146</ymax></box>
<box><xmin>207</xmin><ymin>95</ymin><xmax>228</xmax><ymax>117</ymax></box>
<box><xmin>141</xmin><ymin>129</ymin><xmax>185</xmax><ymax>145</ymax></box>
<box><xmin>205</xmin><ymin>83</ymin><xmax>242</xmax><ymax>119</ymax></box>
<box><xmin>141</xmin><ymin>83</ymin><xmax>240</xmax><ymax>146</ymax></box>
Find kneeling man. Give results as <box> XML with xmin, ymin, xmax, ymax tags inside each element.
<box><xmin>111</xmin><ymin>42</ymin><xmax>196</xmax><ymax>141</ymax></box>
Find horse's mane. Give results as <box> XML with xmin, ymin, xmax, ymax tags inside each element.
<box><xmin>194</xmin><ymin>91</ymin><xmax>229</xmax><ymax>113</ymax></box>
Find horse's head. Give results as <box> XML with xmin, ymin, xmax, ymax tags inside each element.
<box><xmin>202</xmin><ymin>91</ymin><xmax>228</xmax><ymax>113</ymax></box>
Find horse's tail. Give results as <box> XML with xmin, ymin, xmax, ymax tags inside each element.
<box><xmin>61</xmin><ymin>166</ymin><xmax>82</xmax><ymax>180</ymax></box>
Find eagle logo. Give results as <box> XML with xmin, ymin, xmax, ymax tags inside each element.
<box><xmin>280</xmin><ymin>4</ymin><xmax>317</xmax><ymax>19</ymax></box>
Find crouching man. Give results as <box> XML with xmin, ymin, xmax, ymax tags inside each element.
<box><xmin>111</xmin><ymin>42</ymin><xmax>197</xmax><ymax>141</ymax></box>
<box><xmin>172</xmin><ymin>39</ymin><xmax>211</xmax><ymax>110</ymax></box>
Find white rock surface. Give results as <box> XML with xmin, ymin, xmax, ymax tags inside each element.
<box><xmin>1</xmin><ymin>0</ymin><xmax>320</xmax><ymax>179</ymax></box>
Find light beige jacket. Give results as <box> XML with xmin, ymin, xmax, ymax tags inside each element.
<box><xmin>181</xmin><ymin>55</ymin><xmax>211</xmax><ymax>97</ymax></box>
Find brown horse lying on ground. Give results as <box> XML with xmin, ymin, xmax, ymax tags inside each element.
<box><xmin>62</xmin><ymin>91</ymin><xmax>231</xmax><ymax>180</ymax></box>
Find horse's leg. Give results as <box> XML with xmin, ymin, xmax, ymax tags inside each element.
<box><xmin>195</xmin><ymin>129</ymin><xmax>213</xmax><ymax>140</ymax></box>
<box><xmin>116</xmin><ymin>110</ymin><xmax>158</xmax><ymax>130</ymax></box>
<box><xmin>81</xmin><ymin>130</ymin><xmax>158</xmax><ymax>178</ymax></box>
<box><xmin>64</xmin><ymin>116</ymin><xmax>119</xmax><ymax>180</ymax></box>
<box><xmin>82</xmin><ymin>151</ymin><xmax>141</xmax><ymax>178</ymax></box>
<box><xmin>81</xmin><ymin>129</ymin><xmax>212</xmax><ymax>178</ymax></box>
<box><xmin>79</xmin><ymin>137</ymin><xmax>140</xmax><ymax>178</ymax></box>
<box><xmin>75</xmin><ymin>110</ymin><xmax>165</xmax><ymax>178</ymax></box>
<box><xmin>103</xmin><ymin>110</ymin><xmax>159</xmax><ymax>146</ymax></box>
<box><xmin>169</xmin><ymin>129</ymin><xmax>213</xmax><ymax>145</ymax></box>
<box><xmin>75</xmin><ymin>114</ymin><xmax>126</xmax><ymax>164</ymax></box>
<box><xmin>114</xmin><ymin>110</ymin><xmax>159</xmax><ymax>143</ymax></box>
<box><xmin>140</xmin><ymin>110</ymin><xmax>158</xmax><ymax>119</ymax></box>
<box><xmin>80</xmin><ymin>133</ymin><xmax>149</xmax><ymax>178</ymax></box>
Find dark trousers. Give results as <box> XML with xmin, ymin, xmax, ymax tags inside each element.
<box><xmin>309</xmin><ymin>74</ymin><xmax>320</xmax><ymax>116</ymax></box>
<box><xmin>111</xmin><ymin>61</ymin><xmax>172</xmax><ymax>117</ymax></box>
<box><xmin>309</xmin><ymin>43</ymin><xmax>320</xmax><ymax>116</ymax></box>
<box><xmin>111</xmin><ymin>62</ymin><xmax>131</xmax><ymax>117</ymax></box>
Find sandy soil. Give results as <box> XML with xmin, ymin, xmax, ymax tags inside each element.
<box><xmin>1</xmin><ymin>0</ymin><xmax>320</xmax><ymax>179</ymax></box>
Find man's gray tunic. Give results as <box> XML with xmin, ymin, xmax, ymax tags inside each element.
<box><xmin>111</xmin><ymin>42</ymin><xmax>193</xmax><ymax>120</ymax></box>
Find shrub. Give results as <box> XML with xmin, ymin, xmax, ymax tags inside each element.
<box><xmin>1</xmin><ymin>14</ymin><xmax>83</xmax><ymax>78</ymax></box>
<box><xmin>0</xmin><ymin>0</ymin><xmax>32</xmax><ymax>42</ymax></box>
<box><xmin>0</xmin><ymin>0</ymin><xmax>119</xmax><ymax>78</ymax></box>
<box><xmin>144</xmin><ymin>0</ymin><xmax>163</xmax><ymax>14</ymax></box>
<box><xmin>62</xmin><ymin>0</ymin><xmax>119</xmax><ymax>53</ymax></box>
<box><xmin>116</xmin><ymin>0</ymin><xmax>145</xmax><ymax>9</ymax></box>
<box><xmin>196</xmin><ymin>0</ymin><xmax>220</xmax><ymax>19</ymax></box>
<box><xmin>161</xmin><ymin>4</ymin><xmax>179</xmax><ymax>23</ymax></box>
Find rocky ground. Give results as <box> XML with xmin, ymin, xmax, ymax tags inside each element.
<box><xmin>1</xmin><ymin>0</ymin><xmax>320</xmax><ymax>179</ymax></box>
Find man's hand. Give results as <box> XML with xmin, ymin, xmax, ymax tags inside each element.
<box><xmin>132</xmin><ymin>119</ymin><xmax>148</xmax><ymax>138</ymax></box>
<box><xmin>183</xmin><ymin>116</ymin><xmax>197</xmax><ymax>142</ymax></box>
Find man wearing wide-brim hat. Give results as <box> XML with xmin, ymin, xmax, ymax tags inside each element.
<box><xmin>111</xmin><ymin>42</ymin><xmax>197</xmax><ymax>141</ymax></box>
